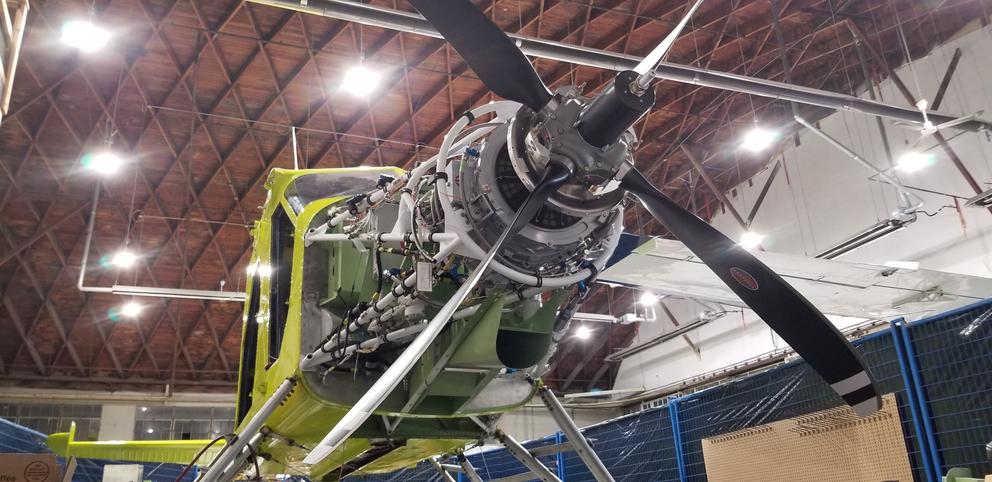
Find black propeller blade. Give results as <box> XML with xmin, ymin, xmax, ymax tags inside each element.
<box><xmin>409</xmin><ymin>0</ymin><xmax>553</xmax><ymax>111</ymax></box>
<box><xmin>621</xmin><ymin>167</ymin><xmax>881</xmax><ymax>416</ymax></box>
<box><xmin>497</xmin><ymin>162</ymin><xmax>573</xmax><ymax>246</ymax></box>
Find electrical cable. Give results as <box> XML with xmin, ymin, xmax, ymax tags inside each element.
<box><xmin>246</xmin><ymin>442</ymin><xmax>263</xmax><ymax>481</ymax></box>
<box><xmin>174</xmin><ymin>433</ymin><xmax>234</xmax><ymax>482</ymax></box>
<box><xmin>918</xmin><ymin>205</ymin><xmax>956</xmax><ymax>217</ymax></box>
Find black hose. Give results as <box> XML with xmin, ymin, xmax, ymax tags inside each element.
<box><xmin>246</xmin><ymin>443</ymin><xmax>263</xmax><ymax>481</ymax></box>
<box><xmin>174</xmin><ymin>433</ymin><xmax>234</xmax><ymax>482</ymax></box>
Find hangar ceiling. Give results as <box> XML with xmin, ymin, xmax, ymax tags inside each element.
<box><xmin>0</xmin><ymin>0</ymin><xmax>984</xmax><ymax>393</ymax></box>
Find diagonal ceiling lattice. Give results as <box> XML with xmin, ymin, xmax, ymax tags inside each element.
<box><xmin>0</xmin><ymin>0</ymin><xmax>985</xmax><ymax>393</ymax></box>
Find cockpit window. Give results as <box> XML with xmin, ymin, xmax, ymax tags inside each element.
<box><xmin>284</xmin><ymin>171</ymin><xmax>389</xmax><ymax>214</ymax></box>
<box><xmin>268</xmin><ymin>206</ymin><xmax>294</xmax><ymax>364</ymax></box>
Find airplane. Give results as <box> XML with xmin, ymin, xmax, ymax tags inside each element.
<box><xmin>44</xmin><ymin>0</ymin><xmax>992</xmax><ymax>481</ymax></box>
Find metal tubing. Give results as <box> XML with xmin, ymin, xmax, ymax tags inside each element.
<box><xmin>495</xmin><ymin>430</ymin><xmax>562</xmax><ymax>482</ymax></box>
<box><xmin>305</xmin><ymin>216</ymin><xmax>515</xmax><ymax>464</ymax></box>
<box><xmin>847</xmin><ymin>21</ymin><xmax>991</xmax><ymax>202</ymax></box>
<box><xmin>429</xmin><ymin>458</ymin><xmax>457</xmax><ymax>482</ymax></box>
<box><xmin>535</xmin><ymin>383</ymin><xmax>615</xmax><ymax>482</ymax></box>
<box><xmin>853</xmin><ymin>41</ymin><xmax>896</xmax><ymax>170</ymax></box>
<box><xmin>198</xmin><ymin>378</ymin><xmax>296</xmax><ymax>482</ymax></box>
<box><xmin>305</xmin><ymin>231</ymin><xmax>459</xmax><ymax>245</ymax></box>
<box><xmin>77</xmin><ymin>183</ymin><xmax>102</xmax><ymax>292</ymax></box>
<box><xmin>214</xmin><ymin>432</ymin><xmax>263</xmax><ymax>482</ymax></box>
<box><xmin>248</xmin><ymin>0</ymin><xmax>992</xmax><ymax>131</ymax></box>
<box><xmin>458</xmin><ymin>454</ymin><xmax>484</xmax><ymax>482</ymax></box>
<box><xmin>301</xmin><ymin>240</ymin><xmax>460</xmax><ymax>369</ymax></box>
<box><xmin>77</xmin><ymin>182</ymin><xmax>249</xmax><ymax>302</ymax></box>
<box><xmin>794</xmin><ymin>115</ymin><xmax>921</xmax><ymax>210</ymax></box>
<box><xmin>110</xmin><ymin>285</ymin><xmax>245</xmax><ymax>302</ymax></box>
<box><xmin>605</xmin><ymin>316</ymin><xmax>714</xmax><ymax>362</ymax></box>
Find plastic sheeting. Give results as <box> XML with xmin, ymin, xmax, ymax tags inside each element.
<box><xmin>563</xmin><ymin>407</ymin><xmax>678</xmax><ymax>482</ymax></box>
<box><xmin>905</xmin><ymin>300</ymin><xmax>992</xmax><ymax>477</ymax></box>
<box><xmin>9</xmin><ymin>301</ymin><xmax>989</xmax><ymax>482</ymax></box>
<box><xmin>676</xmin><ymin>328</ymin><xmax>927</xmax><ymax>482</ymax></box>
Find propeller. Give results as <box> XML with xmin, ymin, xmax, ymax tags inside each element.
<box><xmin>305</xmin><ymin>0</ymin><xmax>883</xmax><ymax>466</ymax></box>
<box><xmin>408</xmin><ymin>0</ymin><xmax>553</xmax><ymax>112</ymax></box>
<box><xmin>406</xmin><ymin>0</ymin><xmax>881</xmax><ymax>416</ymax></box>
<box><xmin>620</xmin><ymin>168</ymin><xmax>880</xmax><ymax>415</ymax></box>
<box><xmin>303</xmin><ymin>163</ymin><xmax>573</xmax><ymax>465</ymax></box>
<box><xmin>631</xmin><ymin>0</ymin><xmax>706</xmax><ymax>90</ymax></box>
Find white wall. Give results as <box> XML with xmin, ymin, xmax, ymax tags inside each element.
<box><xmin>616</xmin><ymin>23</ymin><xmax>992</xmax><ymax>393</ymax></box>
<box><xmin>98</xmin><ymin>405</ymin><xmax>137</xmax><ymax>441</ymax></box>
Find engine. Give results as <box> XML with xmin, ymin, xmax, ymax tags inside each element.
<box><xmin>450</xmin><ymin>112</ymin><xmax>625</xmax><ymax>277</ymax></box>
<box><xmin>296</xmin><ymin>96</ymin><xmax>629</xmax><ymax>417</ymax></box>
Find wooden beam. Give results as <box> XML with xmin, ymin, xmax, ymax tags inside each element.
<box><xmin>0</xmin><ymin>202</ymin><xmax>89</xmax><ymax>267</ymax></box>
<box><xmin>2</xmin><ymin>296</ymin><xmax>46</xmax><ymax>375</ymax></box>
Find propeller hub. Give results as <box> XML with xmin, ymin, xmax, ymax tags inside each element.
<box><xmin>507</xmin><ymin>96</ymin><xmax>633</xmax><ymax>216</ymax></box>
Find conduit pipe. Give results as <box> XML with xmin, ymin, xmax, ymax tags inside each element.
<box><xmin>794</xmin><ymin>115</ymin><xmax>923</xmax><ymax>211</ymax></box>
<box><xmin>248</xmin><ymin>0</ymin><xmax>992</xmax><ymax>131</ymax></box>
<box><xmin>77</xmin><ymin>183</ymin><xmax>247</xmax><ymax>302</ymax></box>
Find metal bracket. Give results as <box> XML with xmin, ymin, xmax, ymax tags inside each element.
<box><xmin>198</xmin><ymin>378</ymin><xmax>296</xmax><ymax>482</ymax></box>
<box><xmin>533</xmin><ymin>379</ymin><xmax>616</xmax><ymax>482</ymax></box>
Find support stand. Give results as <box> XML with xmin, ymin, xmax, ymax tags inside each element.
<box><xmin>532</xmin><ymin>378</ymin><xmax>616</xmax><ymax>482</ymax></box>
<box><xmin>429</xmin><ymin>457</ymin><xmax>457</xmax><ymax>482</ymax></box>
<box><xmin>495</xmin><ymin>430</ymin><xmax>562</xmax><ymax>482</ymax></box>
<box><xmin>457</xmin><ymin>452</ymin><xmax>484</xmax><ymax>482</ymax></box>
<box><xmin>197</xmin><ymin>378</ymin><xmax>297</xmax><ymax>482</ymax></box>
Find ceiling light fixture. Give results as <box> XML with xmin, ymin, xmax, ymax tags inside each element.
<box><xmin>341</xmin><ymin>64</ymin><xmax>381</xmax><ymax>97</ymax></box>
<box><xmin>815</xmin><ymin>216</ymin><xmax>914</xmax><ymax>260</ymax></box>
<box><xmin>60</xmin><ymin>20</ymin><xmax>111</xmax><ymax>53</ymax></box>
<box><xmin>741</xmin><ymin>126</ymin><xmax>777</xmax><ymax>152</ymax></box>
<box><xmin>895</xmin><ymin>151</ymin><xmax>934</xmax><ymax>172</ymax></box>
<box><xmin>111</xmin><ymin>250</ymin><xmax>138</xmax><ymax>268</ymax></box>
<box><xmin>738</xmin><ymin>231</ymin><xmax>765</xmax><ymax>250</ymax></box>
<box><xmin>575</xmin><ymin>325</ymin><xmax>592</xmax><ymax>340</ymax></box>
<box><xmin>83</xmin><ymin>151</ymin><xmax>123</xmax><ymax>175</ymax></box>
<box><xmin>121</xmin><ymin>302</ymin><xmax>142</xmax><ymax>318</ymax></box>
<box><xmin>638</xmin><ymin>292</ymin><xmax>659</xmax><ymax>305</ymax></box>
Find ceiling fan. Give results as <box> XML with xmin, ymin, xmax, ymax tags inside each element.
<box><xmin>892</xmin><ymin>98</ymin><xmax>984</xmax><ymax>145</ymax></box>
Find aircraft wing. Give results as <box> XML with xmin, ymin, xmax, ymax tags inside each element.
<box><xmin>47</xmin><ymin>422</ymin><xmax>224</xmax><ymax>466</ymax></box>
<box><xmin>600</xmin><ymin>237</ymin><xmax>992</xmax><ymax>320</ymax></box>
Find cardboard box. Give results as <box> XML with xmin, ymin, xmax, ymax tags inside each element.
<box><xmin>0</xmin><ymin>454</ymin><xmax>59</xmax><ymax>482</ymax></box>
